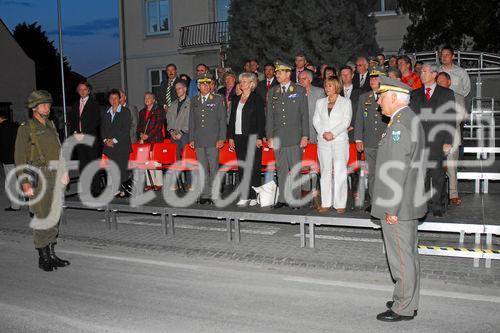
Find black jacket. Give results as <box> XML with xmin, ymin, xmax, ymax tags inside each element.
<box><xmin>228</xmin><ymin>92</ymin><xmax>266</xmax><ymax>140</ymax></box>
<box><xmin>340</xmin><ymin>87</ymin><xmax>362</xmax><ymax>142</ymax></box>
<box><xmin>410</xmin><ymin>85</ymin><xmax>456</xmax><ymax>154</ymax></box>
<box><xmin>352</xmin><ymin>71</ymin><xmax>371</xmax><ymax>92</ymax></box>
<box><xmin>69</xmin><ymin>97</ymin><xmax>101</xmax><ymax>138</ymax></box>
<box><xmin>255</xmin><ymin>77</ymin><xmax>279</xmax><ymax>104</ymax></box>
<box><xmin>0</xmin><ymin>120</ymin><xmax>19</xmax><ymax>164</ymax></box>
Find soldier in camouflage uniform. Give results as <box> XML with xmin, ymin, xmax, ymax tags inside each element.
<box><xmin>15</xmin><ymin>90</ymin><xmax>70</xmax><ymax>272</ymax></box>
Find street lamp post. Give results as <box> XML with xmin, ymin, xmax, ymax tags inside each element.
<box><xmin>57</xmin><ymin>0</ymin><xmax>68</xmax><ymax>138</ymax></box>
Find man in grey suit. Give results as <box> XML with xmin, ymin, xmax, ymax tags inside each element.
<box><xmin>188</xmin><ymin>73</ymin><xmax>226</xmax><ymax>204</ymax></box>
<box><xmin>266</xmin><ymin>60</ymin><xmax>309</xmax><ymax>209</ymax></box>
<box><xmin>354</xmin><ymin>68</ymin><xmax>389</xmax><ymax>211</ymax></box>
<box><xmin>168</xmin><ymin>80</ymin><xmax>191</xmax><ymax>188</ymax></box>
<box><xmin>372</xmin><ymin>77</ymin><xmax>426</xmax><ymax>322</ymax></box>
<box><xmin>119</xmin><ymin>90</ymin><xmax>139</xmax><ymax>144</ymax></box>
<box><xmin>298</xmin><ymin>69</ymin><xmax>324</xmax><ymax>201</ymax></box>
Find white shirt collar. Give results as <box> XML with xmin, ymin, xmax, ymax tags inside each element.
<box><xmin>280</xmin><ymin>81</ymin><xmax>291</xmax><ymax>92</ymax></box>
<box><xmin>80</xmin><ymin>96</ymin><xmax>89</xmax><ymax>103</ymax></box>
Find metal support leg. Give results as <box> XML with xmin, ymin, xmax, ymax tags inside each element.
<box><xmin>299</xmin><ymin>221</ymin><xmax>305</xmax><ymax>248</ymax></box>
<box><xmin>475</xmin><ymin>179</ymin><xmax>480</xmax><ymax>193</ymax></box>
<box><xmin>474</xmin><ymin>232</ymin><xmax>480</xmax><ymax>267</ymax></box>
<box><xmin>61</xmin><ymin>206</ymin><xmax>67</xmax><ymax>225</ymax></box>
<box><xmin>485</xmin><ymin>233</ymin><xmax>492</xmax><ymax>268</ymax></box>
<box><xmin>484</xmin><ymin>180</ymin><xmax>489</xmax><ymax>193</ymax></box>
<box><xmin>105</xmin><ymin>209</ymin><xmax>111</xmax><ymax>230</ymax></box>
<box><xmin>234</xmin><ymin>219</ymin><xmax>240</xmax><ymax>243</ymax></box>
<box><xmin>459</xmin><ymin>230</ymin><xmax>465</xmax><ymax>244</ymax></box>
<box><xmin>111</xmin><ymin>210</ymin><xmax>118</xmax><ymax>230</ymax></box>
<box><xmin>161</xmin><ymin>212</ymin><xmax>167</xmax><ymax>236</ymax></box>
<box><xmin>226</xmin><ymin>218</ymin><xmax>232</xmax><ymax>242</ymax></box>
<box><xmin>169</xmin><ymin>214</ymin><xmax>175</xmax><ymax>238</ymax></box>
<box><xmin>309</xmin><ymin>222</ymin><xmax>315</xmax><ymax>248</ymax></box>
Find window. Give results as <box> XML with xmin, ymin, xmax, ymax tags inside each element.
<box><xmin>216</xmin><ymin>0</ymin><xmax>231</xmax><ymax>21</ymax></box>
<box><xmin>148</xmin><ymin>68</ymin><xmax>167</xmax><ymax>99</ymax></box>
<box><xmin>146</xmin><ymin>0</ymin><xmax>171</xmax><ymax>35</ymax></box>
<box><xmin>374</xmin><ymin>0</ymin><xmax>398</xmax><ymax>15</ymax></box>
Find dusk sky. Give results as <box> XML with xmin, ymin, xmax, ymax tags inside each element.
<box><xmin>1</xmin><ymin>0</ymin><xmax>119</xmax><ymax>77</ymax></box>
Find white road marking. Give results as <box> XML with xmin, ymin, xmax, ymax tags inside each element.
<box><xmin>58</xmin><ymin>250</ymin><xmax>199</xmax><ymax>270</ymax></box>
<box><xmin>294</xmin><ymin>234</ymin><xmax>383</xmax><ymax>243</ymax></box>
<box><xmin>0</xmin><ymin>302</ymin><xmax>134</xmax><ymax>333</ymax></box>
<box><xmin>101</xmin><ymin>217</ymin><xmax>280</xmax><ymax>235</ymax></box>
<box><xmin>284</xmin><ymin>276</ymin><xmax>500</xmax><ymax>304</ymax></box>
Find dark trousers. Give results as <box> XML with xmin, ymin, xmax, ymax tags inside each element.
<box><xmin>75</xmin><ymin>144</ymin><xmax>101</xmax><ymax>194</ymax></box>
<box><xmin>425</xmin><ymin>151</ymin><xmax>446</xmax><ymax>212</ymax></box>
<box><xmin>171</xmin><ymin>134</ymin><xmax>191</xmax><ymax>185</ymax></box>
<box><xmin>234</xmin><ymin>135</ymin><xmax>262</xmax><ymax>200</ymax></box>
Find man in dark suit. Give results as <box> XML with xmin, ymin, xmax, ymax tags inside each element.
<box><xmin>255</xmin><ymin>63</ymin><xmax>279</xmax><ymax>103</ymax></box>
<box><xmin>157</xmin><ymin>63</ymin><xmax>180</xmax><ymax>111</ymax></box>
<box><xmin>101</xmin><ymin>89</ymin><xmax>132</xmax><ymax>197</ymax></box>
<box><xmin>69</xmin><ymin>81</ymin><xmax>102</xmax><ymax>195</ymax></box>
<box><xmin>352</xmin><ymin>56</ymin><xmax>371</xmax><ymax>92</ymax></box>
<box><xmin>291</xmin><ymin>53</ymin><xmax>307</xmax><ymax>83</ymax></box>
<box><xmin>410</xmin><ymin>63</ymin><xmax>455</xmax><ymax>217</ymax></box>
<box><xmin>0</xmin><ymin>111</ymin><xmax>21</xmax><ymax>211</ymax></box>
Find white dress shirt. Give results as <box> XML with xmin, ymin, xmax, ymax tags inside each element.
<box><xmin>235</xmin><ymin>102</ymin><xmax>244</xmax><ymax>135</ymax></box>
<box><xmin>312</xmin><ymin>96</ymin><xmax>352</xmax><ymax>143</ymax></box>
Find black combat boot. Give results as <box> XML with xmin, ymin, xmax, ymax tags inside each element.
<box><xmin>37</xmin><ymin>246</ymin><xmax>54</xmax><ymax>272</ymax></box>
<box><xmin>49</xmin><ymin>243</ymin><xmax>70</xmax><ymax>267</ymax></box>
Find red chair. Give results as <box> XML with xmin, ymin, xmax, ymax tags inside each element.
<box><xmin>151</xmin><ymin>142</ymin><xmax>177</xmax><ymax>169</ymax></box>
<box><xmin>261</xmin><ymin>143</ymin><xmax>276</xmax><ymax>173</ymax></box>
<box><xmin>218</xmin><ymin>141</ymin><xmax>239</xmax><ymax>185</ymax></box>
<box><xmin>128</xmin><ymin>143</ymin><xmax>151</xmax><ymax>169</ymax></box>
<box><xmin>163</xmin><ymin>138</ymin><xmax>171</xmax><ymax>144</ymax></box>
<box><xmin>168</xmin><ymin>144</ymin><xmax>198</xmax><ymax>172</ymax></box>
<box><xmin>301</xmin><ymin>143</ymin><xmax>319</xmax><ymax>174</ymax></box>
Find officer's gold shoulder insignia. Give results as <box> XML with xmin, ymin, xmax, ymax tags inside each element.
<box><xmin>289</xmin><ymin>86</ymin><xmax>294</xmax><ymax>92</ymax></box>
<box><xmin>209</xmin><ymin>94</ymin><xmax>214</xmax><ymax>100</ymax></box>
<box><xmin>20</xmin><ymin>122</ymin><xmax>25</xmax><ymax>126</ymax></box>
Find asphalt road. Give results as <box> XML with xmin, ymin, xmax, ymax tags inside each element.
<box><xmin>0</xmin><ymin>234</ymin><xmax>499</xmax><ymax>333</ymax></box>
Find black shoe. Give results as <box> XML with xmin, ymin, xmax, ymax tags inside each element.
<box><xmin>291</xmin><ymin>206</ymin><xmax>301</xmax><ymax>210</ymax></box>
<box><xmin>386</xmin><ymin>301</ymin><xmax>418</xmax><ymax>316</ymax></box>
<box><xmin>199</xmin><ymin>198</ymin><xmax>208</xmax><ymax>204</ymax></box>
<box><xmin>364</xmin><ymin>205</ymin><xmax>372</xmax><ymax>213</ymax></box>
<box><xmin>4</xmin><ymin>207</ymin><xmax>20</xmax><ymax>211</ymax></box>
<box><xmin>432</xmin><ymin>210</ymin><xmax>443</xmax><ymax>217</ymax></box>
<box><xmin>37</xmin><ymin>246</ymin><xmax>54</xmax><ymax>272</ymax></box>
<box><xmin>49</xmin><ymin>243</ymin><xmax>70</xmax><ymax>267</ymax></box>
<box><xmin>273</xmin><ymin>202</ymin><xmax>288</xmax><ymax>209</ymax></box>
<box><xmin>376</xmin><ymin>309</ymin><xmax>414</xmax><ymax>322</ymax></box>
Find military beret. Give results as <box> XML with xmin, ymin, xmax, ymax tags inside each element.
<box><xmin>377</xmin><ymin>76</ymin><xmax>412</xmax><ymax>95</ymax></box>
<box><xmin>274</xmin><ymin>60</ymin><xmax>292</xmax><ymax>72</ymax></box>
<box><xmin>197</xmin><ymin>72</ymin><xmax>213</xmax><ymax>83</ymax></box>
<box><xmin>369</xmin><ymin>66</ymin><xmax>386</xmax><ymax>77</ymax></box>
<box><xmin>26</xmin><ymin>90</ymin><xmax>53</xmax><ymax>108</ymax></box>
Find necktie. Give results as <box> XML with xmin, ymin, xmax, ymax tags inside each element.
<box><xmin>360</xmin><ymin>74</ymin><xmax>365</xmax><ymax>86</ymax></box>
<box><xmin>267</xmin><ymin>80</ymin><xmax>271</xmax><ymax>89</ymax></box>
<box><xmin>79</xmin><ymin>99</ymin><xmax>85</xmax><ymax>131</ymax></box>
<box><xmin>282</xmin><ymin>86</ymin><xmax>286</xmax><ymax>94</ymax></box>
<box><xmin>425</xmin><ymin>87</ymin><xmax>431</xmax><ymax>101</ymax></box>
<box><xmin>166</xmin><ymin>81</ymin><xmax>173</xmax><ymax>107</ymax></box>
<box><xmin>202</xmin><ymin>96</ymin><xmax>206</xmax><ymax>104</ymax></box>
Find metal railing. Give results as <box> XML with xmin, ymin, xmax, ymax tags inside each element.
<box><xmin>179</xmin><ymin>21</ymin><xmax>229</xmax><ymax>48</ymax></box>
<box><xmin>407</xmin><ymin>51</ymin><xmax>500</xmax><ymax>75</ymax></box>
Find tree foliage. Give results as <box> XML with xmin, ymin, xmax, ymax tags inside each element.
<box><xmin>227</xmin><ymin>0</ymin><xmax>380</xmax><ymax>69</ymax></box>
<box><xmin>13</xmin><ymin>22</ymin><xmax>83</xmax><ymax>105</ymax></box>
<box><xmin>398</xmin><ymin>0</ymin><xmax>500</xmax><ymax>53</ymax></box>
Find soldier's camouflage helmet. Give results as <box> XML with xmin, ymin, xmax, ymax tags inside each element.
<box><xmin>26</xmin><ymin>90</ymin><xmax>53</xmax><ymax>109</ymax></box>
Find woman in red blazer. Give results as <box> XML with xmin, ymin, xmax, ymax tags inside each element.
<box><xmin>137</xmin><ymin>92</ymin><xmax>165</xmax><ymax>190</ymax></box>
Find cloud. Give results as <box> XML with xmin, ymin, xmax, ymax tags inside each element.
<box><xmin>47</xmin><ymin>18</ymin><xmax>118</xmax><ymax>37</ymax></box>
<box><xmin>0</xmin><ymin>1</ymin><xmax>33</xmax><ymax>7</ymax></box>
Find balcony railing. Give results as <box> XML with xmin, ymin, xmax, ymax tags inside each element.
<box><xmin>408</xmin><ymin>51</ymin><xmax>500</xmax><ymax>75</ymax></box>
<box><xmin>179</xmin><ymin>21</ymin><xmax>229</xmax><ymax>48</ymax></box>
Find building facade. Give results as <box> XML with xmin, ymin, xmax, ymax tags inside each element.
<box><xmin>120</xmin><ymin>0</ymin><xmax>409</xmax><ymax>107</ymax></box>
<box><xmin>0</xmin><ymin>19</ymin><xmax>36</xmax><ymax>122</ymax></box>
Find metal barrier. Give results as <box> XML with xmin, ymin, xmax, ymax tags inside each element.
<box><xmin>62</xmin><ymin>201</ymin><xmax>499</xmax><ymax>268</ymax></box>
<box><xmin>178</xmin><ymin>21</ymin><xmax>229</xmax><ymax>48</ymax></box>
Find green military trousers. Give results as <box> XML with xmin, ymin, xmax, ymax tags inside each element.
<box><xmin>30</xmin><ymin>169</ymin><xmax>60</xmax><ymax>249</ymax></box>
<box><xmin>381</xmin><ymin>219</ymin><xmax>420</xmax><ymax>317</ymax></box>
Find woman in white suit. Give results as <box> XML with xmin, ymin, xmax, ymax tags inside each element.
<box><xmin>313</xmin><ymin>77</ymin><xmax>352</xmax><ymax>213</ymax></box>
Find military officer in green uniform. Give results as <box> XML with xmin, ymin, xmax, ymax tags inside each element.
<box><xmin>354</xmin><ymin>67</ymin><xmax>389</xmax><ymax>211</ymax></box>
<box><xmin>266</xmin><ymin>60</ymin><xmax>309</xmax><ymax>209</ymax></box>
<box><xmin>371</xmin><ymin>77</ymin><xmax>426</xmax><ymax>322</ymax></box>
<box><xmin>188</xmin><ymin>73</ymin><xmax>226</xmax><ymax>204</ymax></box>
<box><xmin>15</xmin><ymin>90</ymin><xmax>70</xmax><ymax>272</ymax></box>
